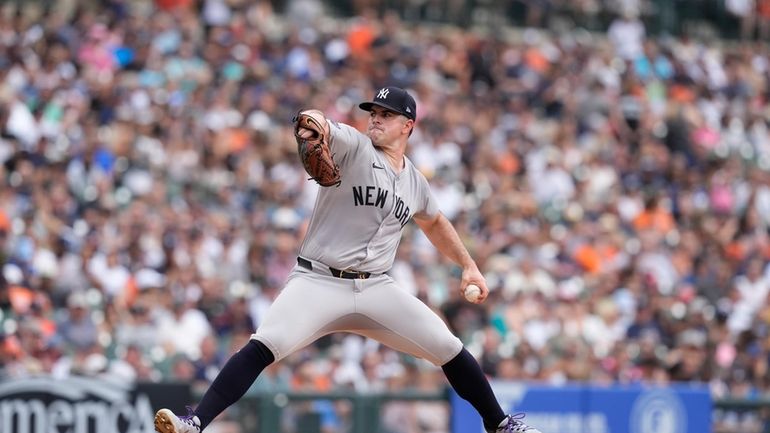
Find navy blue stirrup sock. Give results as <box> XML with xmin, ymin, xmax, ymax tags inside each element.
<box><xmin>442</xmin><ymin>348</ymin><xmax>506</xmax><ymax>430</ymax></box>
<box><xmin>193</xmin><ymin>340</ymin><xmax>275</xmax><ymax>430</ymax></box>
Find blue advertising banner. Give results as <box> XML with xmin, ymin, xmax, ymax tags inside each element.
<box><xmin>450</xmin><ymin>382</ymin><xmax>711</xmax><ymax>433</ymax></box>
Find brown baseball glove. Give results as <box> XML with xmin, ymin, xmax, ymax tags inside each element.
<box><xmin>294</xmin><ymin>109</ymin><xmax>341</xmax><ymax>187</ymax></box>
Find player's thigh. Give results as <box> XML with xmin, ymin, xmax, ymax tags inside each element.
<box><xmin>252</xmin><ymin>269</ymin><xmax>355</xmax><ymax>361</ymax></box>
<box><xmin>356</xmin><ymin>277</ymin><xmax>462</xmax><ymax>366</ymax></box>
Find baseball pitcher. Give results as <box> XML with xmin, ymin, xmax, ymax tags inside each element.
<box><xmin>154</xmin><ymin>87</ymin><xmax>541</xmax><ymax>433</ymax></box>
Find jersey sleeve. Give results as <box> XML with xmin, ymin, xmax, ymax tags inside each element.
<box><xmin>328</xmin><ymin>120</ymin><xmax>368</xmax><ymax>164</ymax></box>
<box><xmin>414</xmin><ymin>173</ymin><xmax>440</xmax><ymax>219</ymax></box>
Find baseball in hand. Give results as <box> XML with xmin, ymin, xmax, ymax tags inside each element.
<box><xmin>464</xmin><ymin>284</ymin><xmax>481</xmax><ymax>302</ymax></box>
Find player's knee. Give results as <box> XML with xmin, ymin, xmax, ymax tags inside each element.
<box><xmin>434</xmin><ymin>337</ymin><xmax>464</xmax><ymax>366</ymax></box>
<box><xmin>245</xmin><ymin>339</ymin><xmax>276</xmax><ymax>365</ymax></box>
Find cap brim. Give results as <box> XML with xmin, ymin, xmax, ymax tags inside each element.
<box><xmin>359</xmin><ymin>101</ymin><xmax>414</xmax><ymax>119</ymax></box>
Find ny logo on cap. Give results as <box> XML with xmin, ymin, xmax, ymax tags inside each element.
<box><xmin>377</xmin><ymin>88</ymin><xmax>389</xmax><ymax>99</ymax></box>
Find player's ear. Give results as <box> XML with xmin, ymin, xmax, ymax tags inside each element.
<box><xmin>404</xmin><ymin>118</ymin><xmax>415</xmax><ymax>136</ymax></box>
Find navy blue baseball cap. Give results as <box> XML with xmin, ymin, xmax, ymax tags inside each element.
<box><xmin>359</xmin><ymin>86</ymin><xmax>416</xmax><ymax>120</ymax></box>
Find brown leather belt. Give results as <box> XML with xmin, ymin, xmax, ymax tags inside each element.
<box><xmin>297</xmin><ymin>257</ymin><xmax>372</xmax><ymax>280</ymax></box>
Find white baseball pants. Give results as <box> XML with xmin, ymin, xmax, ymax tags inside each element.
<box><xmin>252</xmin><ymin>260</ymin><xmax>463</xmax><ymax>366</ymax></box>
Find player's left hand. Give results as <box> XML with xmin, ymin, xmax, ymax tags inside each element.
<box><xmin>460</xmin><ymin>268</ymin><xmax>489</xmax><ymax>304</ymax></box>
<box><xmin>293</xmin><ymin>109</ymin><xmax>341</xmax><ymax>187</ymax></box>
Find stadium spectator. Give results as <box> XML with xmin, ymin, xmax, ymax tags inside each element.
<box><xmin>1</xmin><ymin>2</ymin><xmax>770</xmax><ymax>432</ymax></box>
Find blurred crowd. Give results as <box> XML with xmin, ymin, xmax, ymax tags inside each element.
<box><xmin>1</xmin><ymin>0</ymin><xmax>770</xmax><ymax>432</ymax></box>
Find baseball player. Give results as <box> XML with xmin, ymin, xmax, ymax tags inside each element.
<box><xmin>154</xmin><ymin>86</ymin><xmax>541</xmax><ymax>433</ymax></box>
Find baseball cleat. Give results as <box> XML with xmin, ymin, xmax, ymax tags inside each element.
<box><xmin>154</xmin><ymin>408</ymin><xmax>201</xmax><ymax>433</ymax></box>
<box><xmin>486</xmin><ymin>413</ymin><xmax>542</xmax><ymax>433</ymax></box>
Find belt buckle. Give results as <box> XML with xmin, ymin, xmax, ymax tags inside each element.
<box><xmin>341</xmin><ymin>268</ymin><xmax>367</xmax><ymax>279</ymax></box>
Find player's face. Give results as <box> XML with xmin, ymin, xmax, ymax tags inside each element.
<box><xmin>366</xmin><ymin>106</ymin><xmax>413</xmax><ymax>146</ymax></box>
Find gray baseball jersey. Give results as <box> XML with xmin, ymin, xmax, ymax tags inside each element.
<box><xmin>299</xmin><ymin>121</ymin><xmax>439</xmax><ymax>274</ymax></box>
<box><xmin>252</xmin><ymin>119</ymin><xmax>463</xmax><ymax>366</ymax></box>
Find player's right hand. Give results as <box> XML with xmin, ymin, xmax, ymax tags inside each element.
<box><xmin>461</xmin><ymin>267</ymin><xmax>489</xmax><ymax>304</ymax></box>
